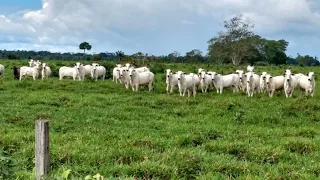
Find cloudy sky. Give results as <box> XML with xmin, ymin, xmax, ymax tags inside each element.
<box><xmin>1</xmin><ymin>0</ymin><xmax>320</xmax><ymax>57</ymax></box>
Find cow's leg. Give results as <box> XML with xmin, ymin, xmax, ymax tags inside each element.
<box><xmin>305</xmin><ymin>89</ymin><xmax>308</xmax><ymax>96</ymax></box>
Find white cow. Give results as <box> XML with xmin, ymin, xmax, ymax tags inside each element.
<box><xmin>166</xmin><ymin>69</ymin><xmax>179</xmax><ymax>93</ymax></box>
<box><xmin>245</xmin><ymin>72</ymin><xmax>260</xmax><ymax>97</ymax></box>
<box><xmin>28</xmin><ymin>59</ymin><xmax>35</xmax><ymax>67</ymax></box>
<box><xmin>235</xmin><ymin>70</ymin><xmax>246</xmax><ymax>92</ymax></box>
<box><xmin>120</xmin><ymin>67</ymin><xmax>132</xmax><ymax>89</ymax></box>
<box><xmin>124</xmin><ymin>63</ymin><xmax>131</xmax><ymax>70</ymax></box>
<box><xmin>129</xmin><ymin>68</ymin><xmax>154</xmax><ymax>92</ymax></box>
<box><xmin>189</xmin><ymin>73</ymin><xmax>200</xmax><ymax>88</ymax></box>
<box><xmin>41</xmin><ymin>63</ymin><xmax>52</xmax><ymax>80</ymax></box>
<box><xmin>247</xmin><ymin>65</ymin><xmax>254</xmax><ymax>72</ymax></box>
<box><xmin>177</xmin><ymin>71</ymin><xmax>198</xmax><ymax>97</ymax></box>
<box><xmin>59</xmin><ymin>63</ymin><xmax>81</xmax><ymax>81</ymax></box>
<box><xmin>212</xmin><ymin>73</ymin><xmax>240</xmax><ymax>94</ymax></box>
<box><xmin>0</xmin><ymin>64</ymin><xmax>4</xmax><ymax>78</ymax></box>
<box><xmin>284</xmin><ymin>69</ymin><xmax>298</xmax><ymax>98</ymax></box>
<box><xmin>200</xmin><ymin>71</ymin><xmax>213</xmax><ymax>93</ymax></box>
<box><xmin>260</xmin><ymin>72</ymin><xmax>268</xmax><ymax>93</ymax></box>
<box><xmin>265</xmin><ymin>74</ymin><xmax>285</xmax><ymax>97</ymax></box>
<box><xmin>112</xmin><ymin>64</ymin><xmax>122</xmax><ymax>83</ymax></box>
<box><xmin>19</xmin><ymin>63</ymin><xmax>41</xmax><ymax>80</ymax></box>
<box><xmin>91</xmin><ymin>63</ymin><xmax>106</xmax><ymax>81</ymax></box>
<box><xmin>81</xmin><ymin>64</ymin><xmax>93</xmax><ymax>80</ymax></box>
<box><xmin>297</xmin><ymin>72</ymin><xmax>315</xmax><ymax>97</ymax></box>
<box><xmin>134</xmin><ymin>66</ymin><xmax>150</xmax><ymax>73</ymax></box>
<box><xmin>198</xmin><ymin>68</ymin><xmax>205</xmax><ymax>74</ymax></box>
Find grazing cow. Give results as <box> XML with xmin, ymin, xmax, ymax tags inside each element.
<box><xmin>128</xmin><ymin>68</ymin><xmax>154</xmax><ymax>92</ymax></box>
<box><xmin>112</xmin><ymin>64</ymin><xmax>122</xmax><ymax>83</ymax></box>
<box><xmin>235</xmin><ymin>70</ymin><xmax>246</xmax><ymax>92</ymax></box>
<box><xmin>59</xmin><ymin>63</ymin><xmax>81</xmax><ymax>81</ymax></box>
<box><xmin>166</xmin><ymin>69</ymin><xmax>179</xmax><ymax>93</ymax></box>
<box><xmin>91</xmin><ymin>63</ymin><xmax>106</xmax><ymax>81</ymax></box>
<box><xmin>212</xmin><ymin>73</ymin><xmax>240</xmax><ymax>94</ymax></box>
<box><xmin>245</xmin><ymin>72</ymin><xmax>260</xmax><ymax>97</ymax></box>
<box><xmin>19</xmin><ymin>63</ymin><xmax>41</xmax><ymax>80</ymax></box>
<box><xmin>284</xmin><ymin>69</ymin><xmax>298</xmax><ymax>98</ymax></box>
<box><xmin>11</xmin><ymin>66</ymin><xmax>20</xmax><ymax>80</ymax></box>
<box><xmin>297</xmin><ymin>72</ymin><xmax>315</xmax><ymax>97</ymax></box>
<box><xmin>41</xmin><ymin>63</ymin><xmax>52</xmax><ymax>80</ymax></box>
<box><xmin>265</xmin><ymin>74</ymin><xmax>285</xmax><ymax>97</ymax></box>
<box><xmin>247</xmin><ymin>65</ymin><xmax>254</xmax><ymax>72</ymax></box>
<box><xmin>260</xmin><ymin>72</ymin><xmax>268</xmax><ymax>93</ymax></box>
<box><xmin>200</xmin><ymin>71</ymin><xmax>213</xmax><ymax>93</ymax></box>
<box><xmin>0</xmin><ymin>64</ymin><xmax>4</xmax><ymax>78</ymax></box>
<box><xmin>177</xmin><ymin>71</ymin><xmax>198</xmax><ymax>97</ymax></box>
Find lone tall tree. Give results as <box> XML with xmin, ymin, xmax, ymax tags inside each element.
<box><xmin>208</xmin><ymin>14</ymin><xmax>257</xmax><ymax>65</ymax></box>
<box><xmin>79</xmin><ymin>42</ymin><xmax>92</xmax><ymax>54</ymax></box>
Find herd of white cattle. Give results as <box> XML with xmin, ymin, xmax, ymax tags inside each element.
<box><xmin>0</xmin><ymin>60</ymin><xmax>316</xmax><ymax>98</ymax></box>
<box><xmin>112</xmin><ymin>63</ymin><xmax>315</xmax><ymax>98</ymax></box>
<box><xmin>0</xmin><ymin>59</ymin><xmax>107</xmax><ymax>81</ymax></box>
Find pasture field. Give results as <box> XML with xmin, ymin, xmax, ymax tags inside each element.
<box><xmin>0</xmin><ymin>59</ymin><xmax>320</xmax><ymax>179</ymax></box>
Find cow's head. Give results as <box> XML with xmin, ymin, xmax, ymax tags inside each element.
<box><xmin>92</xmin><ymin>63</ymin><xmax>99</xmax><ymax>70</ymax></box>
<box><xmin>198</xmin><ymin>68</ymin><xmax>204</xmax><ymax>75</ymax></box>
<box><xmin>176</xmin><ymin>71</ymin><xmax>184</xmax><ymax>81</ymax></box>
<box><xmin>200</xmin><ymin>71</ymin><xmax>206</xmax><ymax>80</ymax></box>
<box><xmin>265</xmin><ymin>74</ymin><xmax>272</xmax><ymax>85</ymax></box>
<box><xmin>236</xmin><ymin>70</ymin><xmax>244</xmax><ymax>82</ymax></box>
<box><xmin>284</xmin><ymin>69</ymin><xmax>292</xmax><ymax>82</ymax></box>
<box><xmin>129</xmin><ymin>68</ymin><xmax>136</xmax><ymax>77</ymax></box>
<box><xmin>210</xmin><ymin>72</ymin><xmax>217</xmax><ymax>81</ymax></box>
<box><xmin>245</xmin><ymin>72</ymin><xmax>254</xmax><ymax>84</ymax></box>
<box><xmin>308</xmin><ymin>72</ymin><xmax>315</xmax><ymax>81</ymax></box>
<box><xmin>74</xmin><ymin>62</ymin><xmax>82</xmax><ymax>70</ymax></box>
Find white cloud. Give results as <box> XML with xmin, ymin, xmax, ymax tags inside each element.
<box><xmin>0</xmin><ymin>0</ymin><xmax>320</xmax><ymax>56</ymax></box>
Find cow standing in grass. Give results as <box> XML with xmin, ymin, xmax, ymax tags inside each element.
<box><xmin>297</xmin><ymin>72</ymin><xmax>316</xmax><ymax>97</ymax></box>
<box><xmin>265</xmin><ymin>74</ymin><xmax>285</xmax><ymax>97</ymax></box>
<box><xmin>19</xmin><ymin>63</ymin><xmax>41</xmax><ymax>81</ymax></box>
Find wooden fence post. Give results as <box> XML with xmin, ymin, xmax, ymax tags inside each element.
<box><xmin>35</xmin><ymin>120</ymin><xmax>50</xmax><ymax>180</ymax></box>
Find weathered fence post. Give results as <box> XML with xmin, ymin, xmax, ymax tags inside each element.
<box><xmin>35</xmin><ymin>120</ymin><xmax>50</xmax><ymax>180</ymax></box>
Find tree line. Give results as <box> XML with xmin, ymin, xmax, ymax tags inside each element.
<box><xmin>0</xmin><ymin>14</ymin><xmax>318</xmax><ymax>67</ymax></box>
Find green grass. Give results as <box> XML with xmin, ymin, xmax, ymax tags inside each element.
<box><xmin>0</xmin><ymin>60</ymin><xmax>320</xmax><ymax>179</ymax></box>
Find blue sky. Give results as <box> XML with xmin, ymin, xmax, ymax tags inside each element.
<box><xmin>0</xmin><ymin>0</ymin><xmax>320</xmax><ymax>58</ymax></box>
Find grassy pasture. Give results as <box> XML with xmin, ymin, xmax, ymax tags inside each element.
<box><xmin>0</xmin><ymin>59</ymin><xmax>320</xmax><ymax>179</ymax></box>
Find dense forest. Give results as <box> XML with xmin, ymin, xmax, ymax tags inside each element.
<box><xmin>0</xmin><ymin>14</ymin><xmax>319</xmax><ymax>67</ymax></box>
